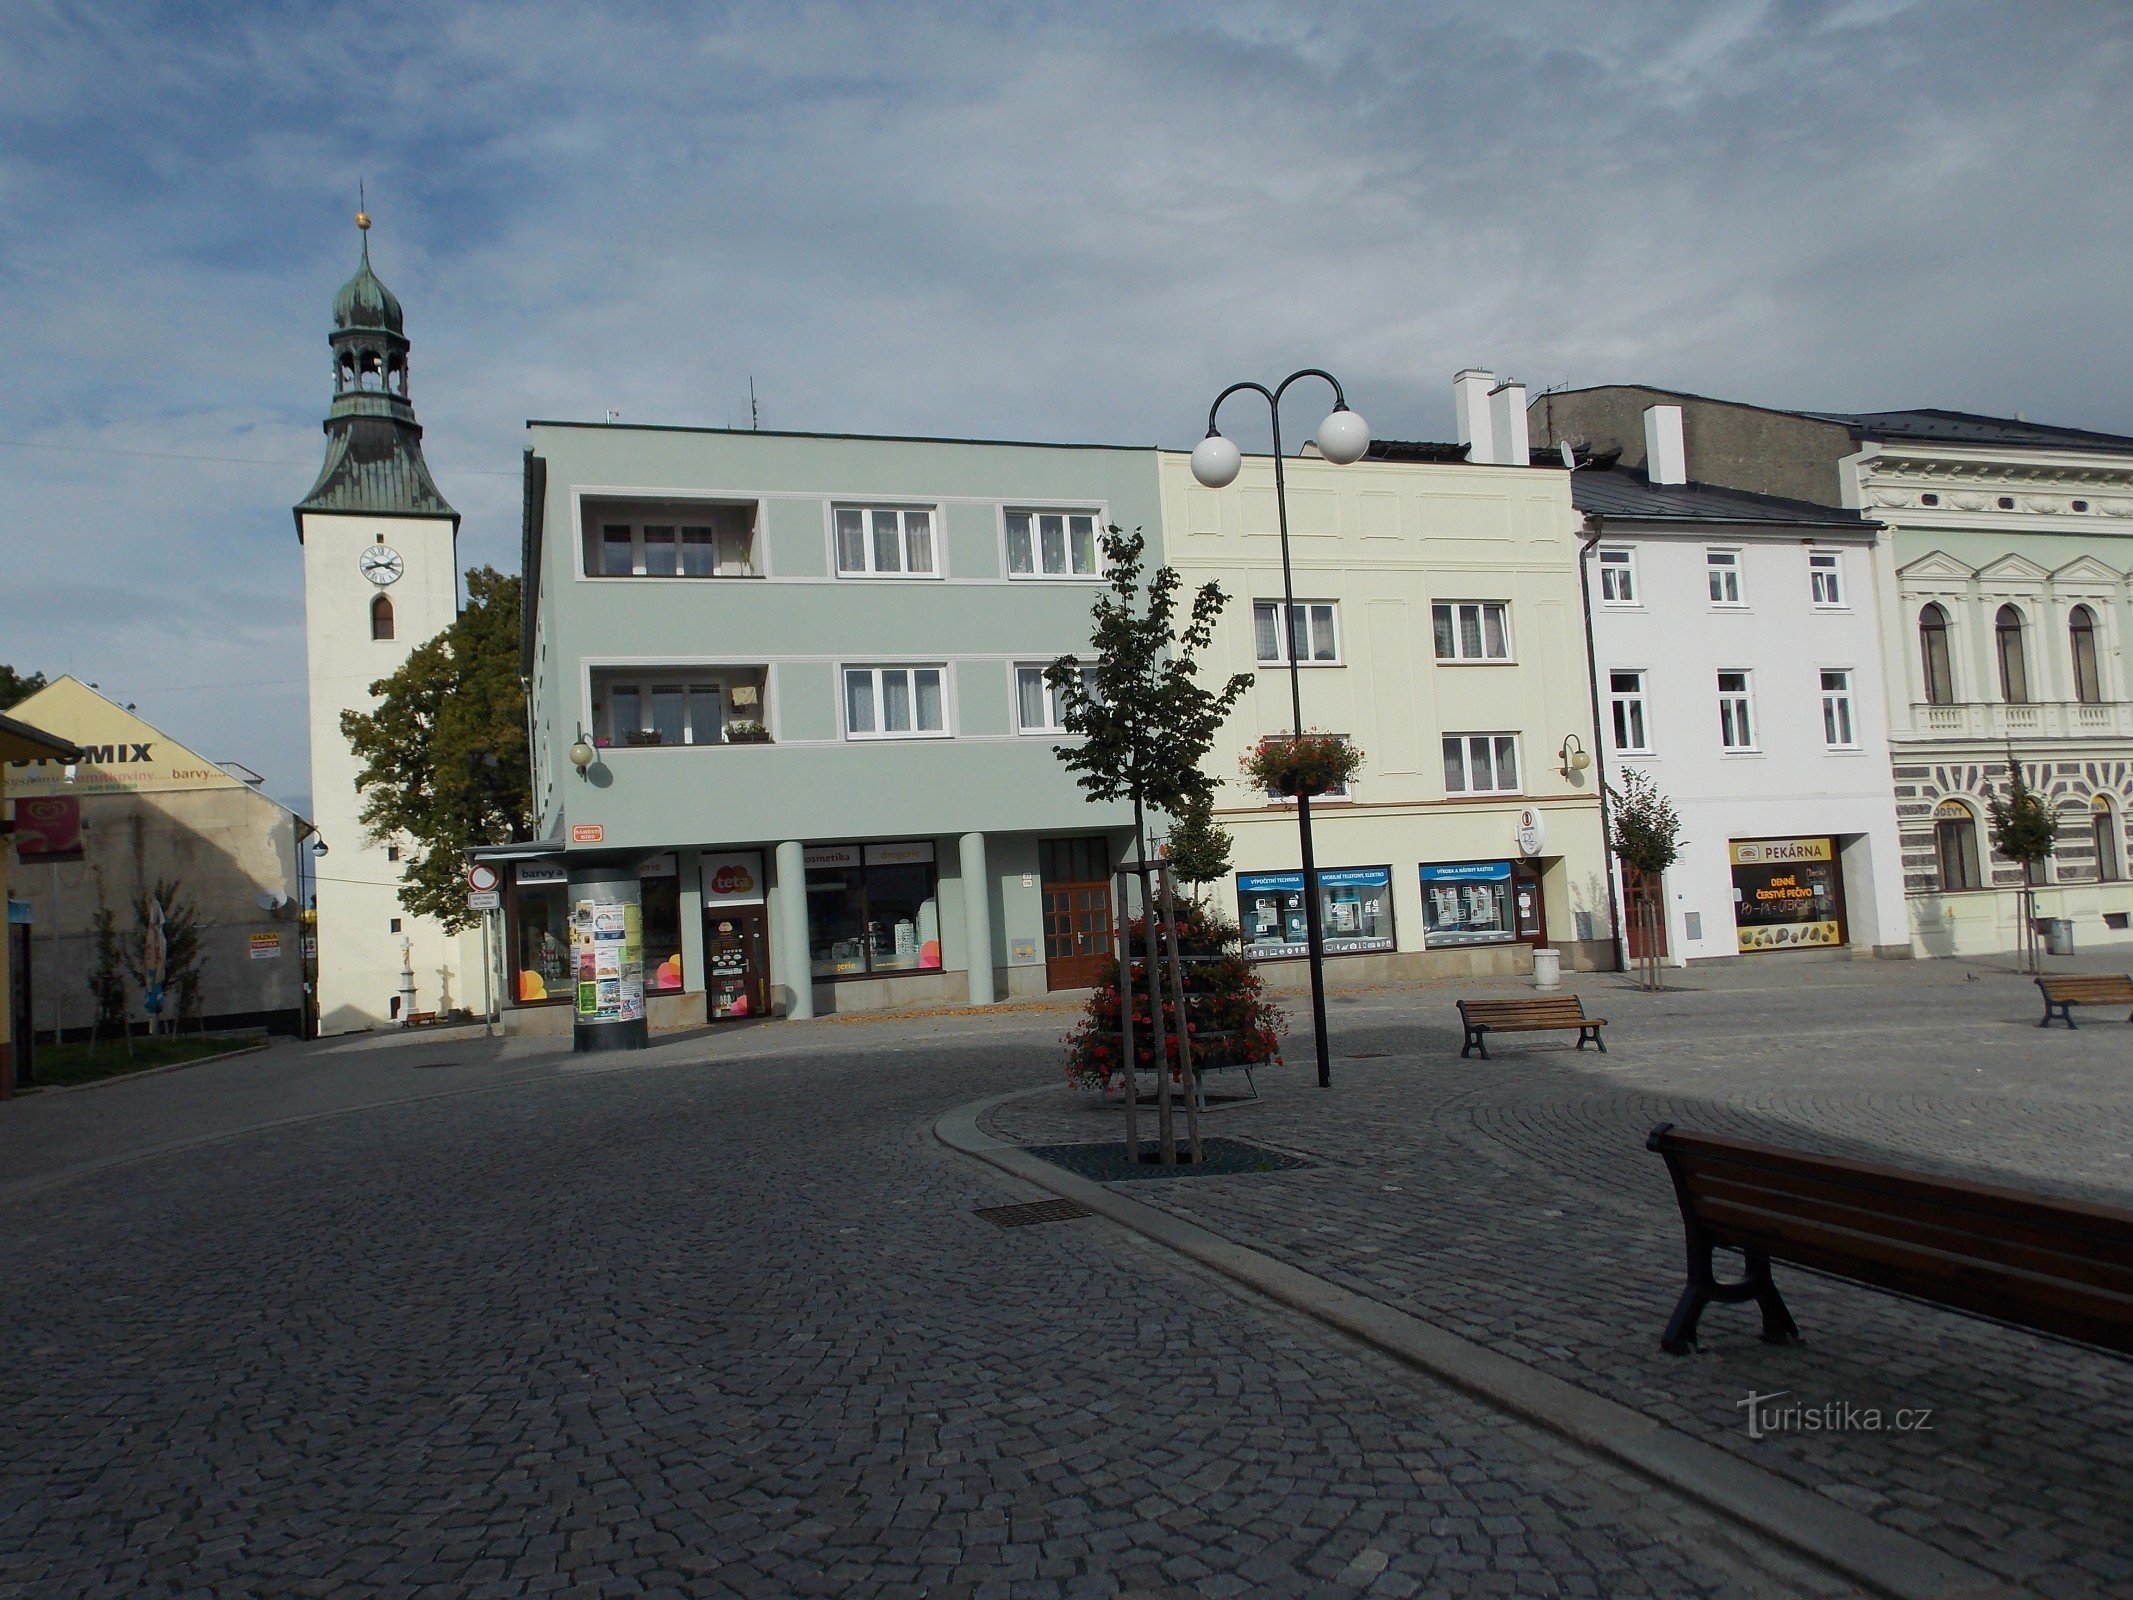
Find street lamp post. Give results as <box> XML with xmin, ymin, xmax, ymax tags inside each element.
<box><xmin>1192</xmin><ymin>369</ymin><xmax>1369</xmax><ymax>1090</ymax></box>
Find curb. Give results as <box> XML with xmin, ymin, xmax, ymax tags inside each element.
<box><xmin>23</xmin><ymin>1039</ymin><xmax>271</xmax><ymax>1094</ymax></box>
<box><xmin>936</xmin><ymin>1089</ymin><xmax>2019</xmax><ymax>1600</ymax></box>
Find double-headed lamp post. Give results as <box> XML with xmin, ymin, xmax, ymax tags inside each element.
<box><xmin>1192</xmin><ymin>369</ymin><xmax>1369</xmax><ymax>1090</ymax></box>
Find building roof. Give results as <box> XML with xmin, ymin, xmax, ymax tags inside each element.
<box><xmin>297</xmin><ymin>411</ymin><xmax>457</xmax><ymax>523</ymax></box>
<box><xmin>1802</xmin><ymin>408</ymin><xmax>2133</xmax><ymax>455</ymax></box>
<box><xmin>1569</xmin><ymin>464</ymin><xmax>1872</xmax><ymax>528</ymax></box>
<box><xmin>0</xmin><ymin>709</ymin><xmax>78</xmax><ymax>766</ymax></box>
<box><xmin>332</xmin><ymin>233</ymin><xmax>404</xmax><ymax>336</ymax></box>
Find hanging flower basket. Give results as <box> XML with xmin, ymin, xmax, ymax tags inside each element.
<box><xmin>1241</xmin><ymin>731</ymin><xmax>1364</xmax><ymax>797</ymax></box>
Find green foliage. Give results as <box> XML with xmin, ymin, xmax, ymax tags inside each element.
<box><xmin>0</xmin><ymin>663</ymin><xmax>47</xmax><ymax>710</ymax></box>
<box><xmin>1987</xmin><ymin>754</ymin><xmax>2055</xmax><ymax>873</ymax></box>
<box><xmin>1608</xmin><ymin>768</ymin><xmax>1683</xmax><ymax>877</ymax></box>
<box><xmin>85</xmin><ymin>889</ymin><xmax>129</xmax><ymax>1037</ymax></box>
<box><xmin>1240</xmin><ymin>730</ymin><xmax>1365</xmax><ymax>797</ymax></box>
<box><xmin>1045</xmin><ymin>528</ymin><xmax>1253</xmax><ymax>857</ymax></box>
<box><xmin>342</xmin><ymin>567</ymin><xmax>531</xmax><ymax>932</ymax></box>
<box><xmin>125</xmin><ymin>878</ymin><xmax>205</xmax><ymax>1026</ymax></box>
<box><xmin>1163</xmin><ymin>790</ymin><xmax>1232</xmax><ymax>894</ymax></box>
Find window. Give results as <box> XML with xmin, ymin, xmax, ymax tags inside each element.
<box><xmin>1995</xmin><ymin>605</ymin><xmax>2029</xmax><ymax>704</ymax></box>
<box><xmin>1597</xmin><ymin>547</ymin><xmax>1636</xmax><ymax>604</ymax></box>
<box><xmin>1934</xmin><ymin>800</ymin><xmax>1982</xmax><ymax>891</ymax></box>
<box><xmin>805</xmin><ymin>843</ymin><xmax>941</xmax><ymax>978</ymax></box>
<box><xmin>587</xmin><ymin>509</ymin><xmax>754</xmax><ymax>577</ymax></box>
<box><xmin>386</xmin><ymin>845</ymin><xmax>400</xmax><ymax>863</ymax></box>
<box><xmin>510</xmin><ymin>868</ymin><xmax>571</xmax><ymax>1003</ymax></box>
<box><xmin>389</xmin><ymin>917</ymin><xmax>402</xmax><ymax>933</ymax></box>
<box><xmin>1717</xmin><ymin>671</ymin><xmax>1755</xmax><ymax>750</ymax></box>
<box><xmin>1005</xmin><ymin>510</ymin><xmax>1100</xmax><ymax>578</ymax></box>
<box><xmin>2070</xmin><ymin>605</ymin><xmax>2104</xmax><ymax>703</ymax></box>
<box><xmin>1609</xmin><ymin>670</ymin><xmax>1650</xmax><ymax>754</ymax></box>
<box><xmin>835</xmin><ymin>505</ymin><xmax>937</xmax><ymax>576</ymax></box>
<box><xmin>1820</xmin><ymin>669</ymin><xmax>1856</xmax><ymax>748</ymax></box>
<box><xmin>640</xmin><ymin>857</ymin><xmax>683</xmax><ymax>991</ymax></box>
<box><xmin>1236</xmin><ymin>867</ymin><xmax>1395</xmax><ymax>959</ymax></box>
<box><xmin>595</xmin><ymin>671</ymin><xmax>762</xmax><ymax>746</ymax></box>
<box><xmin>370</xmin><ymin>594</ymin><xmax>394</xmax><ymax>641</ymax></box>
<box><xmin>1706</xmin><ymin>549</ymin><xmax>1743</xmax><ymax>605</ymax></box>
<box><xmin>1016</xmin><ymin>663</ymin><xmax>1100</xmax><ymax>733</ymax></box>
<box><xmin>2094</xmin><ymin>796</ymin><xmax>2121</xmax><ymax>883</ymax></box>
<box><xmin>1254</xmin><ymin>601</ymin><xmax>1340</xmax><ymax>665</ymax></box>
<box><xmin>1431</xmin><ymin>601</ymin><xmax>1512</xmax><ymax>661</ymax></box>
<box><xmin>1809</xmin><ymin>550</ymin><xmax>1844</xmax><ymax>607</ymax></box>
<box><xmin>844</xmin><ymin>666</ymin><xmax>947</xmax><ymax>738</ymax></box>
<box><xmin>1918</xmin><ymin>603</ymin><xmax>1955</xmax><ymax>704</ymax></box>
<box><xmin>1442</xmin><ymin>734</ymin><xmax>1521</xmax><ymax>794</ymax></box>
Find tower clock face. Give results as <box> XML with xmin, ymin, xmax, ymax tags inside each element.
<box><xmin>360</xmin><ymin>546</ymin><xmax>405</xmax><ymax>586</ymax></box>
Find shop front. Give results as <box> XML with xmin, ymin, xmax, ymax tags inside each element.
<box><xmin>506</xmin><ymin>852</ymin><xmax>690</xmax><ymax>1027</ymax></box>
<box><xmin>1730</xmin><ymin>836</ymin><xmax>1846</xmax><ymax>952</ymax></box>
<box><xmin>701</xmin><ymin>850</ymin><xmax>770</xmax><ymax>1020</ymax></box>
<box><xmin>804</xmin><ymin>841</ymin><xmax>942</xmax><ymax>980</ymax></box>
<box><xmin>1235</xmin><ymin>866</ymin><xmax>1396</xmax><ymax>960</ymax></box>
<box><xmin>1419</xmin><ymin>859</ymin><xmax>1533</xmax><ymax>949</ymax></box>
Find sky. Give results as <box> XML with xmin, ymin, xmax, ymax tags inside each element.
<box><xmin>2</xmin><ymin>0</ymin><xmax>2128</xmax><ymax>821</ymax></box>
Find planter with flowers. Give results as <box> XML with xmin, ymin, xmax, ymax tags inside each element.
<box><xmin>1063</xmin><ymin>900</ymin><xmax>1285</xmax><ymax>1097</ymax></box>
<box><xmin>1240</xmin><ymin>730</ymin><xmax>1364</xmax><ymax>797</ymax></box>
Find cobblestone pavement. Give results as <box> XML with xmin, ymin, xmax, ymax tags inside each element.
<box><xmin>986</xmin><ymin>956</ymin><xmax>2133</xmax><ymax>1600</ymax></box>
<box><xmin>0</xmin><ymin>1015</ymin><xmax>1856</xmax><ymax>1598</ymax></box>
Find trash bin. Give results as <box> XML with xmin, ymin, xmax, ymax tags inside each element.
<box><xmin>2041</xmin><ymin>918</ymin><xmax>2075</xmax><ymax>956</ymax></box>
<box><xmin>1532</xmin><ymin>948</ymin><xmax>1563</xmax><ymax>990</ymax></box>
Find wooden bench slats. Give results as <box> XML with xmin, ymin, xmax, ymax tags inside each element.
<box><xmin>2034</xmin><ymin>972</ymin><xmax>2133</xmax><ymax>1028</ymax></box>
<box><xmin>1457</xmin><ymin>996</ymin><xmax>1607</xmax><ymax>1059</ymax></box>
<box><xmin>1648</xmin><ymin>1122</ymin><xmax>2133</xmax><ymax>1357</ymax></box>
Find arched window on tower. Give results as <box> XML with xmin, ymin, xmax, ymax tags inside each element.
<box><xmin>371</xmin><ymin>594</ymin><xmax>395</xmax><ymax>641</ymax></box>
<box><xmin>359</xmin><ymin>348</ymin><xmax>383</xmax><ymax>391</ymax></box>
<box><xmin>336</xmin><ymin>351</ymin><xmax>355</xmax><ymax>393</ymax></box>
<box><xmin>387</xmin><ymin>353</ymin><xmax>407</xmax><ymax>396</ymax></box>
<box><xmin>1918</xmin><ymin>602</ymin><xmax>1954</xmax><ymax>704</ymax></box>
<box><xmin>2069</xmin><ymin>604</ymin><xmax>2103</xmax><ymax>704</ymax></box>
<box><xmin>1995</xmin><ymin>604</ymin><xmax>2029</xmax><ymax>704</ymax></box>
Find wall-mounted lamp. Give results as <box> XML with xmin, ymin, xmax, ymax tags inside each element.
<box><xmin>1558</xmin><ymin>734</ymin><xmax>1591</xmax><ymax>778</ymax></box>
<box><xmin>569</xmin><ymin>725</ymin><xmax>596</xmax><ymax>777</ymax></box>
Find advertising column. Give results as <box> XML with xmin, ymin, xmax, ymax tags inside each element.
<box><xmin>567</xmin><ymin>863</ymin><xmax>647</xmax><ymax>1052</ymax></box>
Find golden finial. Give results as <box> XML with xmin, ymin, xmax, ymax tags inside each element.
<box><xmin>356</xmin><ymin>178</ymin><xmax>370</xmax><ymax>232</ymax></box>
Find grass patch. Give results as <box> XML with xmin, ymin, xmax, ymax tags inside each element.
<box><xmin>29</xmin><ymin>1034</ymin><xmax>257</xmax><ymax>1088</ymax></box>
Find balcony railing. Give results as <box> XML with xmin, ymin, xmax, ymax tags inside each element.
<box><xmin>1909</xmin><ymin>700</ymin><xmax>2132</xmax><ymax>740</ymax></box>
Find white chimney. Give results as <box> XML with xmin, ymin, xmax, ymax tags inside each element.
<box><xmin>1453</xmin><ymin>369</ymin><xmax>1496</xmax><ymax>464</ymax></box>
<box><xmin>1644</xmin><ymin>404</ymin><xmax>1686</xmax><ymax>485</ymax></box>
<box><xmin>1489</xmin><ymin>378</ymin><xmax>1529</xmax><ymax>466</ymax></box>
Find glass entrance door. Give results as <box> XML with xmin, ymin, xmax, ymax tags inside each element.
<box><xmin>704</xmin><ymin>905</ymin><xmax>769</xmax><ymax>1020</ymax></box>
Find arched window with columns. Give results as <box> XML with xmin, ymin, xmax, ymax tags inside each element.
<box><xmin>371</xmin><ymin>594</ymin><xmax>395</xmax><ymax>641</ymax></box>
<box><xmin>2094</xmin><ymin>795</ymin><xmax>2121</xmax><ymax>883</ymax></box>
<box><xmin>1995</xmin><ymin>604</ymin><xmax>2029</xmax><ymax>704</ymax></box>
<box><xmin>1918</xmin><ymin>602</ymin><xmax>1954</xmax><ymax>704</ymax></box>
<box><xmin>2069</xmin><ymin>604</ymin><xmax>2103</xmax><ymax>704</ymax></box>
<box><xmin>1934</xmin><ymin>799</ymin><xmax>1982</xmax><ymax>891</ymax></box>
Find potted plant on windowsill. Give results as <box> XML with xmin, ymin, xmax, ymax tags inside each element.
<box><xmin>623</xmin><ymin>728</ymin><xmax>666</xmax><ymax>747</ymax></box>
<box><xmin>1240</xmin><ymin>731</ymin><xmax>1364</xmax><ymax>798</ymax></box>
<box><xmin>724</xmin><ymin>720</ymin><xmax>772</xmax><ymax>745</ymax></box>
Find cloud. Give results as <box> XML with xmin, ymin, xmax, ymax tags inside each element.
<box><xmin>0</xmin><ymin>0</ymin><xmax>2127</xmax><ymax>811</ymax></box>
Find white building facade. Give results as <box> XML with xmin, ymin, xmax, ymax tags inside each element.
<box><xmin>1579</xmin><ymin>407</ymin><xmax>1910</xmax><ymax>964</ymax></box>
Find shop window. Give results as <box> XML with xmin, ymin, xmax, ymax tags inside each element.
<box><xmin>1418</xmin><ymin>861</ymin><xmax>1515</xmax><ymax>947</ymax></box>
<box><xmin>1442</xmin><ymin>733</ymin><xmax>1520</xmax><ymax>794</ymax></box>
<box><xmin>2070</xmin><ymin>605</ymin><xmax>2104</xmax><ymax>704</ymax></box>
<box><xmin>1254</xmin><ymin>601</ymin><xmax>1339</xmax><ymax>665</ymax></box>
<box><xmin>2093</xmin><ymin>796</ymin><xmax>2121</xmax><ymax>883</ymax></box>
<box><xmin>1918</xmin><ymin>603</ymin><xmax>1955</xmax><ymax>704</ymax></box>
<box><xmin>1431</xmin><ymin>601</ymin><xmax>1511</xmax><ymax>661</ymax></box>
<box><xmin>1934</xmin><ymin>800</ymin><xmax>1982</xmax><ymax>891</ymax></box>
<box><xmin>1995</xmin><ymin>605</ymin><xmax>2029</xmax><ymax>704</ymax></box>
<box><xmin>1235</xmin><ymin>867</ymin><xmax>1394</xmax><ymax>960</ymax></box>
<box><xmin>844</xmin><ymin>666</ymin><xmax>946</xmax><ymax>738</ymax></box>
<box><xmin>1016</xmin><ymin>663</ymin><xmax>1100</xmax><ymax>734</ymax></box>
<box><xmin>583</xmin><ymin>502</ymin><xmax>756</xmax><ymax>577</ymax></box>
<box><xmin>1609</xmin><ymin>670</ymin><xmax>1650</xmax><ymax>754</ymax></box>
<box><xmin>1597</xmin><ymin>547</ymin><xmax>1636</xmax><ymax>604</ymax></box>
<box><xmin>835</xmin><ymin>505</ymin><xmax>937</xmax><ymax>577</ymax></box>
<box><xmin>511</xmin><ymin>873</ymin><xmax>572</xmax><ymax>1002</ymax></box>
<box><xmin>1809</xmin><ymin>550</ymin><xmax>1844</xmax><ymax>607</ymax></box>
<box><xmin>805</xmin><ymin>843</ymin><xmax>941</xmax><ymax>978</ymax></box>
<box><xmin>640</xmin><ymin>860</ymin><xmax>683</xmax><ymax>992</ymax></box>
<box><xmin>1005</xmin><ymin>510</ymin><xmax>1101</xmax><ymax>577</ymax></box>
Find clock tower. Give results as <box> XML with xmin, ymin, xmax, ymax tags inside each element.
<box><xmin>295</xmin><ymin>211</ymin><xmax>477</xmax><ymax>1033</ymax></box>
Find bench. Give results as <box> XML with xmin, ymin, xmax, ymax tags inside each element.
<box><xmin>1456</xmin><ymin>995</ymin><xmax>1606</xmax><ymax>1059</ymax></box>
<box><xmin>2034</xmin><ymin>973</ymin><xmax>2133</xmax><ymax>1029</ymax></box>
<box><xmin>1647</xmin><ymin>1122</ymin><xmax>2133</xmax><ymax>1357</ymax></box>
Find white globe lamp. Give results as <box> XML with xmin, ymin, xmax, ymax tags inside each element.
<box><xmin>1190</xmin><ymin>431</ymin><xmax>1243</xmax><ymax>488</ymax></box>
<box><xmin>1315</xmin><ymin>406</ymin><xmax>1370</xmax><ymax>465</ymax></box>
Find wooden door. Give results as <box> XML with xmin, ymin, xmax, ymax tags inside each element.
<box><xmin>1511</xmin><ymin>863</ymin><xmax>1548</xmax><ymax>948</ymax></box>
<box><xmin>1622</xmin><ymin>869</ymin><xmax>1668</xmax><ymax>959</ymax></box>
<box><xmin>1040</xmin><ymin>837</ymin><xmax>1114</xmax><ymax>991</ymax></box>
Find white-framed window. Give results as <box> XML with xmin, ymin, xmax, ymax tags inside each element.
<box><xmin>1717</xmin><ymin>670</ymin><xmax>1756</xmax><ymax>750</ymax></box>
<box><xmin>1809</xmin><ymin>550</ymin><xmax>1844</xmax><ymax>607</ymax></box>
<box><xmin>1820</xmin><ymin>669</ymin><xmax>1857</xmax><ymax>749</ymax></box>
<box><xmin>1597</xmin><ymin>547</ymin><xmax>1637</xmax><ymax>605</ymax></box>
<box><xmin>1706</xmin><ymin>548</ymin><xmax>1744</xmax><ymax>606</ymax></box>
<box><xmin>834</xmin><ymin>505</ymin><xmax>938</xmax><ymax>577</ymax></box>
<box><xmin>1254</xmin><ymin>601</ymin><xmax>1340</xmax><ymax>665</ymax></box>
<box><xmin>1016</xmin><ymin>663</ymin><xmax>1100</xmax><ymax>734</ymax></box>
<box><xmin>1609</xmin><ymin>670</ymin><xmax>1651</xmax><ymax>754</ymax></box>
<box><xmin>595</xmin><ymin>671</ymin><xmax>764</xmax><ymax>747</ymax></box>
<box><xmin>843</xmin><ymin>666</ymin><xmax>947</xmax><ymax>739</ymax></box>
<box><xmin>1442</xmin><ymin>733</ymin><xmax>1521</xmax><ymax>795</ymax></box>
<box><xmin>1432</xmin><ymin>601</ymin><xmax>1512</xmax><ymax>661</ymax></box>
<box><xmin>590</xmin><ymin>517</ymin><xmax>754</xmax><ymax>578</ymax></box>
<box><xmin>1005</xmin><ymin>510</ymin><xmax>1101</xmax><ymax>578</ymax></box>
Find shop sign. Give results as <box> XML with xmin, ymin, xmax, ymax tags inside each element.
<box><xmin>249</xmin><ymin>931</ymin><xmax>284</xmax><ymax>961</ymax></box>
<box><xmin>12</xmin><ymin>795</ymin><xmax>83</xmax><ymax>862</ymax></box>
<box><xmin>702</xmin><ymin>851</ymin><xmax>767</xmax><ymax>905</ymax></box>
<box><xmin>571</xmin><ymin>823</ymin><xmax>605</xmax><ymax>844</ymax></box>
<box><xmin>1515</xmin><ymin>806</ymin><xmax>1546</xmax><ymax>858</ymax></box>
<box><xmin>1730</xmin><ymin>836</ymin><xmax>1844</xmax><ymax>952</ymax></box>
<box><xmin>1235</xmin><ymin>866</ymin><xmax>1395</xmax><ymax>959</ymax></box>
<box><xmin>637</xmin><ymin>852</ymin><xmax>677</xmax><ymax>879</ymax></box>
<box><xmin>803</xmin><ymin>844</ymin><xmax>861</xmax><ymax>870</ymax></box>
<box><xmin>516</xmin><ymin>862</ymin><xmax>567</xmax><ymax>885</ymax></box>
<box><xmin>1419</xmin><ymin>859</ymin><xmax>1515</xmax><ymax>947</ymax></box>
<box><xmin>865</xmin><ymin>840</ymin><xmax>935</xmax><ymax>867</ymax></box>
<box><xmin>571</xmin><ymin>895</ymin><xmax>644</xmax><ymax>1024</ymax></box>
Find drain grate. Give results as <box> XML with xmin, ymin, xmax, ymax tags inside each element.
<box><xmin>973</xmin><ymin>1198</ymin><xmax>1093</xmax><ymax>1228</ymax></box>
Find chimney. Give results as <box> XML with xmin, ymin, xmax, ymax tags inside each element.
<box><xmin>1489</xmin><ymin>378</ymin><xmax>1529</xmax><ymax>466</ymax></box>
<box><xmin>1453</xmin><ymin>369</ymin><xmax>1496</xmax><ymax>464</ymax></box>
<box><xmin>1644</xmin><ymin>404</ymin><xmax>1686</xmax><ymax>485</ymax></box>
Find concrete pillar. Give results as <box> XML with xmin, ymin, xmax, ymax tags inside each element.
<box><xmin>775</xmin><ymin>839</ymin><xmax>813</xmax><ymax>1020</ymax></box>
<box><xmin>960</xmin><ymin>831</ymin><xmax>994</xmax><ymax>1006</ymax></box>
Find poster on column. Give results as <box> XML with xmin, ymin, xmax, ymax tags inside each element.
<box><xmin>572</xmin><ymin>895</ymin><xmax>647</xmax><ymax>1022</ymax></box>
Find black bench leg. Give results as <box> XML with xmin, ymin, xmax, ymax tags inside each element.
<box><xmin>1584</xmin><ymin>1025</ymin><xmax>1607</xmax><ymax>1054</ymax></box>
<box><xmin>1462</xmin><ymin>1028</ymin><xmax>1488</xmax><ymax>1060</ymax></box>
<box><xmin>1661</xmin><ymin>1278</ymin><xmax>1708</xmax><ymax>1355</ymax></box>
<box><xmin>1746</xmin><ymin>1249</ymin><xmax>1801</xmax><ymax>1345</ymax></box>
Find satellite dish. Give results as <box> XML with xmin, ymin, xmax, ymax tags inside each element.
<box><xmin>257</xmin><ymin>890</ymin><xmax>289</xmax><ymax>911</ymax></box>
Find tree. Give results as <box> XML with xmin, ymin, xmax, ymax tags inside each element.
<box><xmin>1044</xmin><ymin>528</ymin><xmax>1253</xmax><ymax>863</ymax></box>
<box><xmin>1987</xmin><ymin>750</ymin><xmax>2056</xmax><ymax>972</ymax></box>
<box><xmin>123</xmin><ymin>878</ymin><xmax>204</xmax><ymax>1032</ymax></box>
<box><xmin>1163</xmin><ymin>790</ymin><xmax>1232</xmax><ymax>908</ymax></box>
<box><xmin>85</xmin><ymin>888</ymin><xmax>130</xmax><ymax>1055</ymax></box>
<box><xmin>342</xmin><ymin>567</ymin><xmax>531</xmax><ymax>931</ymax></box>
<box><xmin>0</xmin><ymin>664</ymin><xmax>47</xmax><ymax>709</ymax></box>
<box><xmin>1606</xmin><ymin>769</ymin><xmax>1683</xmax><ymax>990</ymax></box>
